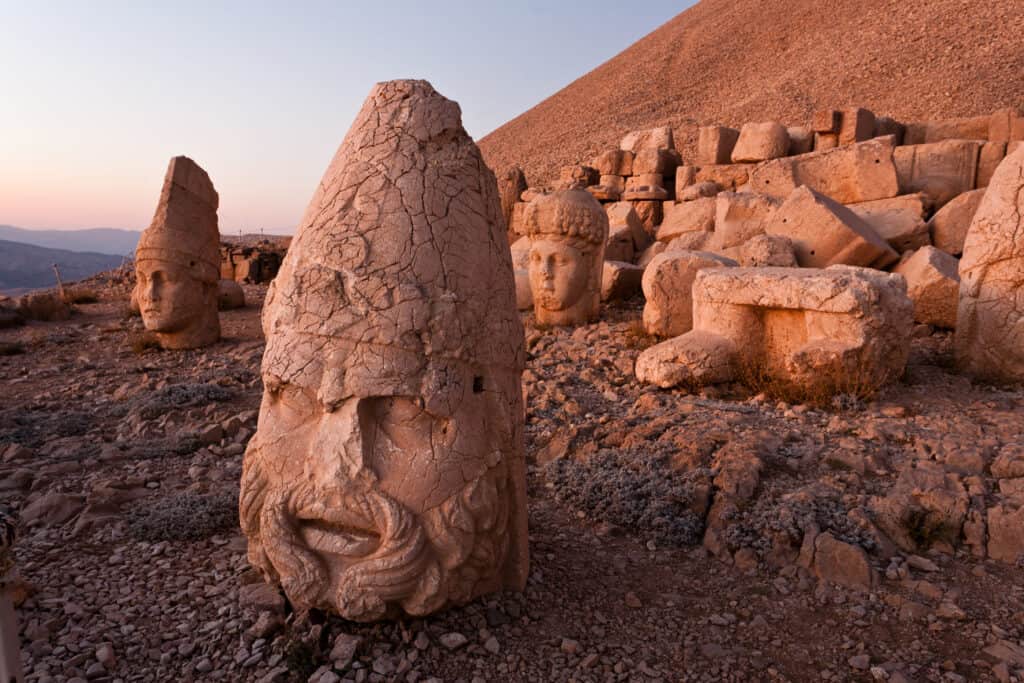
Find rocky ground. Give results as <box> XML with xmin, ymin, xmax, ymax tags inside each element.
<box><xmin>2</xmin><ymin>284</ymin><xmax>1024</xmax><ymax>683</ymax></box>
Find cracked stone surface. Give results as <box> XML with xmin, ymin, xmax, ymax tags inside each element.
<box><xmin>956</xmin><ymin>144</ymin><xmax>1024</xmax><ymax>383</ymax></box>
<box><xmin>132</xmin><ymin>156</ymin><xmax>221</xmax><ymax>350</ymax></box>
<box><xmin>239</xmin><ymin>80</ymin><xmax>528</xmax><ymax>622</ymax></box>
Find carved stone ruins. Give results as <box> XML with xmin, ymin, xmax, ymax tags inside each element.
<box><xmin>525</xmin><ymin>187</ymin><xmax>609</xmax><ymax>326</ymax></box>
<box><xmin>635</xmin><ymin>266</ymin><xmax>913</xmax><ymax>397</ymax></box>
<box><xmin>239</xmin><ymin>80</ymin><xmax>528</xmax><ymax>622</ymax></box>
<box><xmin>956</xmin><ymin>145</ymin><xmax>1024</xmax><ymax>383</ymax></box>
<box><xmin>133</xmin><ymin>156</ymin><xmax>221</xmax><ymax>349</ymax></box>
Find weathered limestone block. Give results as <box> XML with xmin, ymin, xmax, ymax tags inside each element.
<box><xmin>977</xmin><ymin>141</ymin><xmax>1007</xmax><ymax>188</ymax></box>
<box><xmin>903</xmin><ymin>116</ymin><xmax>989</xmax><ymax>145</ymax></box>
<box><xmin>133</xmin><ymin>156</ymin><xmax>221</xmax><ymax>350</ymax></box>
<box><xmin>870</xmin><ymin>461</ymin><xmax>969</xmax><ymax>553</ymax></box>
<box><xmin>709</xmin><ymin>192</ymin><xmax>781</xmax><ymax>250</ymax></box>
<box><xmin>848</xmin><ymin>193</ymin><xmax>930</xmax><ymax>253</ymax></box>
<box><xmin>636</xmin><ymin>266</ymin><xmax>913</xmax><ymax>396</ymax></box>
<box><xmin>813</xmin><ymin>533</ymin><xmax>875</xmax><ymax>590</ymax></box>
<box><xmin>667</xmin><ymin>231</ymin><xmax>713</xmax><ymax>253</ymax></box>
<box><xmin>927</xmin><ymin>188</ymin><xmax>985</xmax><ymax>256</ymax></box>
<box><xmin>812</xmin><ymin>110</ymin><xmax>841</xmax><ymax>134</ymax></box>
<box><xmin>893</xmin><ymin>247</ymin><xmax>960</xmax><ymax>329</ymax></box>
<box><xmin>621</xmin><ymin>127</ymin><xmax>675</xmax><ymax>153</ymax></box>
<box><xmin>606</xmin><ymin>202</ymin><xmax>649</xmax><ymax>253</ymax></box>
<box><xmin>893</xmin><ymin>140</ymin><xmax>982</xmax><ymax>208</ymax></box>
<box><xmin>874</xmin><ymin>117</ymin><xmax>905</xmax><ymax>145</ymax></box>
<box><xmin>787</xmin><ymin>127</ymin><xmax>814</xmax><ymax>156</ymax></box>
<box><xmin>633</xmin><ymin>147</ymin><xmax>681</xmax><ymax>176</ymax></box>
<box><xmin>592</xmin><ymin>149</ymin><xmax>634</xmax><ymax>176</ymax></box>
<box><xmin>679</xmin><ymin>181</ymin><xmax>719</xmax><ymax>202</ymax></box>
<box><xmin>632</xmin><ymin>200</ymin><xmax>664</xmax><ymax>236</ymax></box>
<box><xmin>239</xmin><ymin>80</ymin><xmax>528</xmax><ymax>622</ymax></box>
<box><xmin>637</xmin><ymin>241</ymin><xmax>667</xmax><ymax>269</ymax></box>
<box><xmin>587</xmin><ymin>174</ymin><xmax>625</xmax><ymax>201</ymax></box>
<box><xmin>732</xmin><ymin>122</ymin><xmax>790</xmax><ymax>163</ymax></box>
<box><xmin>698</xmin><ymin>126</ymin><xmax>740</xmax><ymax>165</ymax></box>
<box><xmin>217</xmin><ymin>279</ymin><xmax>245</xmax><ymax>310</ymax></box>
<box><xmin>749</xmin><ymin>137</ymin><xmax>899</xmax><ymax>204</ymax></box>
<box><xmin>989</xmin><ymin>108</ymin><xmax>1024</xmax><ymax>142</ymax></box>
<box><xmin>656</xmin><ymin>197</ymin><xmax>715</xmax><ymax>243</ymax></box>
<box><xmin>641</xmin><ymin>250</ymin><xmax>736</xmax><ymax>337</ymax></box>
<box><xmin>955</xmin><ymin>145</ymin><xmax>1024</xmax><ymax>382</ymax></box>
<box><xmin>988</xmin><ymin>505</ymin><xmax>1024</xmax><ymax>564</ymax></box>
<box><xmin>814</xmin><ymin>133</ymin><xmax>839</xmax><ymax>151</ymax></box>
<box><xmin>499</xmin><ymin>166</ymin><xmax>528</xmax><ymax>242</ymax></box>
<box><xmin>675</xmin><ymin>165</ymin><xmax>696</xmax><ymax>198</ymax></box>
<box><xmin>623</xmin><ymin>174</ymin><xmax>668</xmax><ymax>201</ymax></box>
<box><xmin>605</xmin><ymin>223</ymin><xmax>635</xmax><ymax>263</ymax></box>
<box><xmin>838</xmin><ymin>108</ymin><xmax>876</xmax><ymax>146</ymax></box>
<box><xmin>559</xmin><ymin>164</ymin><xmax>599</xmax><ymax>189</ymax></box>
<box><xmin>601</xmin><ymin>261</ymin><xmax>644</xmax><ymax>302</ymax></box>
<box><xmin>766</xmin><ymin>186</ymin><xmax>899</xmax><ymax>269</ymax></box>
<box><xmin>737</xmin><ymin>234</ymin><xmax>797</xmax><ymax>267</ymax></box>
<box><xmin>694</xmin><ymin>164</ymin><xmax>752</xmax><ymax>192</ymax></box>
<box><xmin>527</xmin><ymin>188</ymin><xmax>609</xmax><ymax>326</ymax></box>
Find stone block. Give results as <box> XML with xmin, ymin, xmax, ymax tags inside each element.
<box><xmin>633</xmin><ymin>147</ymin><xmax>681</xmax><ymax>176</ymax></box>
<box><xmin>874</xmin><ymin>117</ymin><xmax>905</xmax><ymax>145</ymax></box>
<box><xmin>623</xmin><ymin>174</ymin><xmax>668</xmax><ymax>201</ymax></box>
<box><xmin>732</xmin><ymin>122</ymin><xmax>790</xmax><ymax>163</ymax></box>
<box><xmin>814</xmin><ymin>533</ymin><xmax>875</xmax><ymax>589</ymax></box>
<box><xmin>694</xmin><ymin>164</ymin><xmax>751</xmax><ymax>191</ymax></box>
<box><xmin>592</xmin><ymin>149</ymin><xmax>634</xmax><ymax>176</ymax></box>
<box><xmin>641</xmin><ymin>250</ymin><xmax>736</xmax><ymax>337</ymax></box>
<box><xmin>698</xmin><ymin>126</ymin><xmax>740</xmax><ymax>165</ymax></box>
<box><xmin>217</xmin><ymin>279</ymin><xmax>245</xmax><ymax>310</ymax></box>
<box><xmin>848</xmin><ymin>193</ymin><xmax>930</xmax><ymax>253</ymax></box>
<box><xmin>904</xmin><ymin>116</ymin><xmax>989</xmax><ymax>145</ymax></box>
<box><xmin>587</xmin><ymin>175</ymin><xmax>625</xmax><ymax>201</ymax></box>
<box><xmin>601</xmin><ymin>261</ymin><xmax>644</xmax><ymax>302</ymax></box>
<box><xmin>928</xmin><ymin>188</ymin><xmax>985</xmax><ymax>256</ymax></box>
<box><xmin>766</xmin><ymin>186</ymin><xmax>899</xmax><ymax>269</ymax></box>
<box><xmin>838</xmin><ymin>108</ymin><xmax>876</xmax><ymax>146</ymax></box>
<box><xmin>812</xmin><ymin>110</ymin><xmax>841</xmax><ymax>134</ymax></box>
<box><xmin>814</xmin><ymin>133</ymin><xmax>839</xmax><ymax>151</ymax></box>
<box><xmin>632</xmin><ymin>200</ymin><xmax>664</xmax><ymax>236</ymax></box>
<box><xmin>636</xmin><ymin>266</ymin><xmax>913</xmax><ymax>397</ymax></box>
<box><xmin>621</xmin><ymin>127</ymin><xmax>675</xmax><ymax>153</ymax></box>
<box><xmin>679</xmin><ymin>181</ymin><xmax>719</xmax><ymax>202</ymax></box>
<box><xmin>956</xmin><ymin>145</ymin><xmax>1024</xmax><ymax>382</ymax></box>
<box><xmin>989</xmin><ymin>108</ymin><xmax>1024</xmax><ymax>142</ymax></box>
<box><xmin>893</xmin><ymin>139</ymin><xmax>982</xmax><ymax>209</ymax></box>
<box><xmin>709</xmin><ymin>192</ymin><xmax>781</xmax><ymax>250</ymax></box>
<box><xmin>737</xmin><ymin>234</ymin><xmax>797</xmax><ymax>267</ymax></box>
<box><xmin>977</xmin><ymin>141</ymin><xmax>1007</xmax><ymax>188</ymax></box>
<box><xmin>559</xmin><ymin>164</ymin><xmax>599</xmax><ymax>188</ymax></box>
<box><xmin>893</xmin><ymin>246</ymin><xmax>960</xmax><ymax>329</ymax></box>
<box><xmin>637</xmin><ymin>241</ymin><xmax>667</xmax><ymax>269</ymax></box>
<box><xmin>987</xmin><ymin>505</ymin><xmax>1024</xmax><ymax>564</ymax></box>
<box><xmin>606</xmin><ymin>201</ymin><xmax>649</xmax><ymax>252</ymax></box>
<box><xmin>656</xmin><ymin>197</ymin><xmax>715</xmax><ymax>243</ymax></box>
<box><xmin>749</xmin><ymin>137</ymin><xmax>899</xmax><ymax>203</ymax></box>
<box><xmin>787</xmin><ymin>127</ymin><xmax>814</xmax><ymax>156</ymax></box>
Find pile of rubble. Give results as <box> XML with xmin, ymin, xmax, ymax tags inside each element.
<box><xmin>219</xmin><ymin>239</ymin><xmax>289</xmax><ymax>284</ymax></box>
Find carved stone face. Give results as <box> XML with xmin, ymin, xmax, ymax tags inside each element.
<box><xmin>528</xmin><ymin>238</ymin><xmax>588</xmax><ymax>312</ymax></box>
<box><xmin>135</xmin><ymin>259</ymin><xmax>208</xmax><ymax>334</ymax></box>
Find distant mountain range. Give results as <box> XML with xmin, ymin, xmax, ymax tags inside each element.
<box><xmin>0</xmin><ymin>239</ymin><xmax>126</xmax><ymax>294</ymax></box>
<box><xmin>0</xmin><ymin>225</ymin><xmax>141</xmax><ymax>256</ymax></box>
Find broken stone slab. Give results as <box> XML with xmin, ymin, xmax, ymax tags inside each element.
<box><xmin>620</xmin><ymin>127</ymin><xmax>675</xmax><ymax>153</ymax></box>
<box><xmin>631</xmin><ymin>200</ymin><xmax>664</xmax><ymax>236</ymax></box>
<box><xmin>765</xmin><ymin>186</ymin><xmax>899</xmax><ymax>269</ymax></box>
<box><xmin>928</xmin><ymin>188</ymin><xmax>985</xmax><ymax>256</ymax></box>
<box><xmin>848</xmin><ymin>193</ymin><xmax>930</xmax><ymax>253</ymax></box>
<box><xmin>606</xmin><ymin>201</ymin><xmax>650</xmax><ymax>252</ymax></box>
<box><xmin>814</xmin><ymin>132</ymin><xmax>839</xmax><ymax>152</ymax></box>
<box><xmin>893</xmin><ymin>247</ymin><xmax>960</xmax><ymax>329</ymax></box>
<box><xmin>813</xmin><ymin>532</ymin><xmax>875</xmax><ymax>590</ymax></box>
<box><xmin>587</xmin><ymin>175</ymin><xmax>625</xmax><ymax>201</ymax></box>
<box><xmin>637</xmin><ymin>241</ymin><xmax>667</xmax><ymax>269</ymax></box>
<box><xmin>698</xmin><ymin>126</ymin><xmax>740</xmax><ymax>165</ymax></box>
<box><xmin>893</xmin><ymin>139</ymin><xmax>983</xmax><ymax>209</ymax></box>
<box><xmin>956</xmin><ymin>144</ymin><xmax>1024</xmax><ymax>383</ymax></box>
<box><xmin>976</xmin><ymin>141</ymin><xmax>1007</xmax><ymax>188</ymax></box>
<box><xmin>749</xmin><ymin>137</ymin><xmax>899</xmax><ymax>204</ymax></box>
<box><xmin>812</xmin><ymin>110</ymin><xmax>841</xmax><ymax>134</ymax></box>
<box><xmin>737</xmin><ymin>234</ymin><xmax>797</xmax><ymax>267</ymax></box>
<box><xmin>708</xmin><ymin>192</ymin><xmax>781</xmax><ymax>250</ymax></box>
<box><xmin>559</xmin><ymin>164</ymin><xmax>599</xmax><ymax>189</ymax></box>
<box><xmin>633</xmin><ymin>147</ymin><xmax>681</xmax><ymax>176</ymax></box>
<box><xmin>874</xmin><ymin>117</ymin><xmax>906</xmax><ymax>145</ymax></box>
<box><xmin>623</xmin><ymin>174</ymin><xmax>668</xmax><ymax>201</ymax></box>
<box><xmin>989</xmin><ymin>107</ymin><xmax>1024</xmax><ymax>143</ymax></box>
<box><xmin>986</xmin><ymin>505</ymin><xmax>1024</xmax><ymax>564</ymax></box>
<box><xmin>591</xmin><ymin>149</ymin><xmax>634</xmax><ymax>177</ymax></box>
<box><xmin>636</xmin><ymin>266</ymin><xmax>912</xmax><ymax>396</ymax></box>
<box><xmin>870</xmin><ymin>460</ymin><xmax>969</xmax><ymax>553</ymax></box>
<box><xmin>217</xmin><ymin>280</ymin><xmax>246</xmax><ymax>310</ymax></box>
<box><xmin>679</xmin><ymin>181</ymin><xmax>720</xmax><ymax>202</ymax></box>
<box><xmin>694</xmin><ymin>164</ymin><xmax>752</xmax><ymax>192</ymax></box>
<box><xmin>732</xmin><ymin>122</ymin><xmax>790</xmax><ymax>163</ymax></box>
<box><xmin>641</xmin><ymin>250</ymin><xmax>736</xmax><ymax>337</ymax></box>
<box><xmin>903</xmin><ymin>115</ymin><xmax>989</xmax><ymax>145</ymax></box>
<box><xmin>838</xmin><ymin>108</ymin><xmax>876</xmax><ymax>146</ymax></box>
<box><xmin>656</xmin><ymin>197</ymin><xmax>715</xmax><ymax>242</ymax></box>
<box><xmin>787</xmin><ymin>127</ymin><xmax>814</xmax><ymax>156</ymax></box>
<box><xmin>601</xmin><ymin>261</ymin><xmax>644</xmax><ymax>302</ymax></box>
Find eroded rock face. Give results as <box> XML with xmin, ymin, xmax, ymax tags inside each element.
<box><xmin>955</xmin><ymin>145</ymin><xmax>1024</xmax><ymax>383</ymax></box>
<box><xmin>498</xmin><ymin>166</ymin><xmax>528</xmax><ymax>243</ymax></box>
<box><xmin>133</xmin><ymin>156</ymin><xmax>221</xmax><ymax>350</ymax></box>
<box><xmin>239</xmin><ymin>80</ymin><xmax>528</xmax><ymax>622</ymax></box>
<box><xmin>526</xmin><ymin>188</ymin><xmax>608</xmax><ymax>326</ymax></box>
<box><xmin>636</xmin><ymin>266</ymin><xmax>912</xmax><ymax>397</ymax></box>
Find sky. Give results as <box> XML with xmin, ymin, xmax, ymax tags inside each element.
<box><xmin>0</xmin><ymin>1</ymin><xmax>691</xmax><ymax>235</ymax></box>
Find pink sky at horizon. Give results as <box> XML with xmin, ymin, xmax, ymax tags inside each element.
<box><xmin>1</xmin><ymin>1</ymin><xmax>691</xmax><ymax>235</ymax></box>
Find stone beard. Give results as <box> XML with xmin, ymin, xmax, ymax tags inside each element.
<box><xmin>526</xmin><ymin>189</ymin><xmax>608</xmax><ymax>326</ymax></box>
<box><xmin>134</xmin><ymin>257</ymin><xmax>219</xmax><ymax>349</ymax></box>
<box><xmin>239</xmin><ymin>296</ymin><xmax>524</xmax><ymax>621</ymax></box>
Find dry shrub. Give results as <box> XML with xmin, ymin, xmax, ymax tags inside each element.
<box><xmin>622</xmin><ymin>319</ymin><xmax>660</xmax><ymax>350</ymax></box>
<box><xmin>128</xmin><ymin>331</ymin><xmax>160</xmax><ymax>354</ymax></box>
<box><xmin>736</xmin><ymin>354</ymin><xmax>894</xmax><ymax>410</ymax></box>
<box><xmin>63</xmin><ymin>287</ymin><xmax>99</xmax><ymax>304</ymax></box>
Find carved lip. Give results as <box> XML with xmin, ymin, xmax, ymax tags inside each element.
<box><xmin>294</xmin><ymin>505</ymin><xmax>381</xmax><ymax>558</ymax></box>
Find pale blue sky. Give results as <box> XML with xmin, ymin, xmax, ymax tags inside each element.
<box><xmin>0</xmin><ymin>1</ymin><xmax>691</xmax><ymax>233</ymax></box>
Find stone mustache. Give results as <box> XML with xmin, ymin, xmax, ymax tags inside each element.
<box><xmin>239</xmin><ymin>80</ymin><xmax>529</xmax><ymax>621</ymax></box>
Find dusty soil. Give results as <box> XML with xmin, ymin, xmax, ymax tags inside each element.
<box><xmin>478</xmin><ymin>0</ymin><xmax>1024</xmax><ymax>185</ymax></box>
<box><xmin>2</xmin><ymin>285</ymin><xmax>1024</xmax><ymax>683</ymax></box>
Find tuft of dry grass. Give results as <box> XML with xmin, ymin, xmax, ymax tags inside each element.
<box><xmin>63</xmin><ymin>287</ymin><xmax>99</xmax><ymax>304</ymax></box>
<box><xmin>622</xmin><ymin>319</ymin><xmax>661</xmax><ymax>351</ymax></box>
